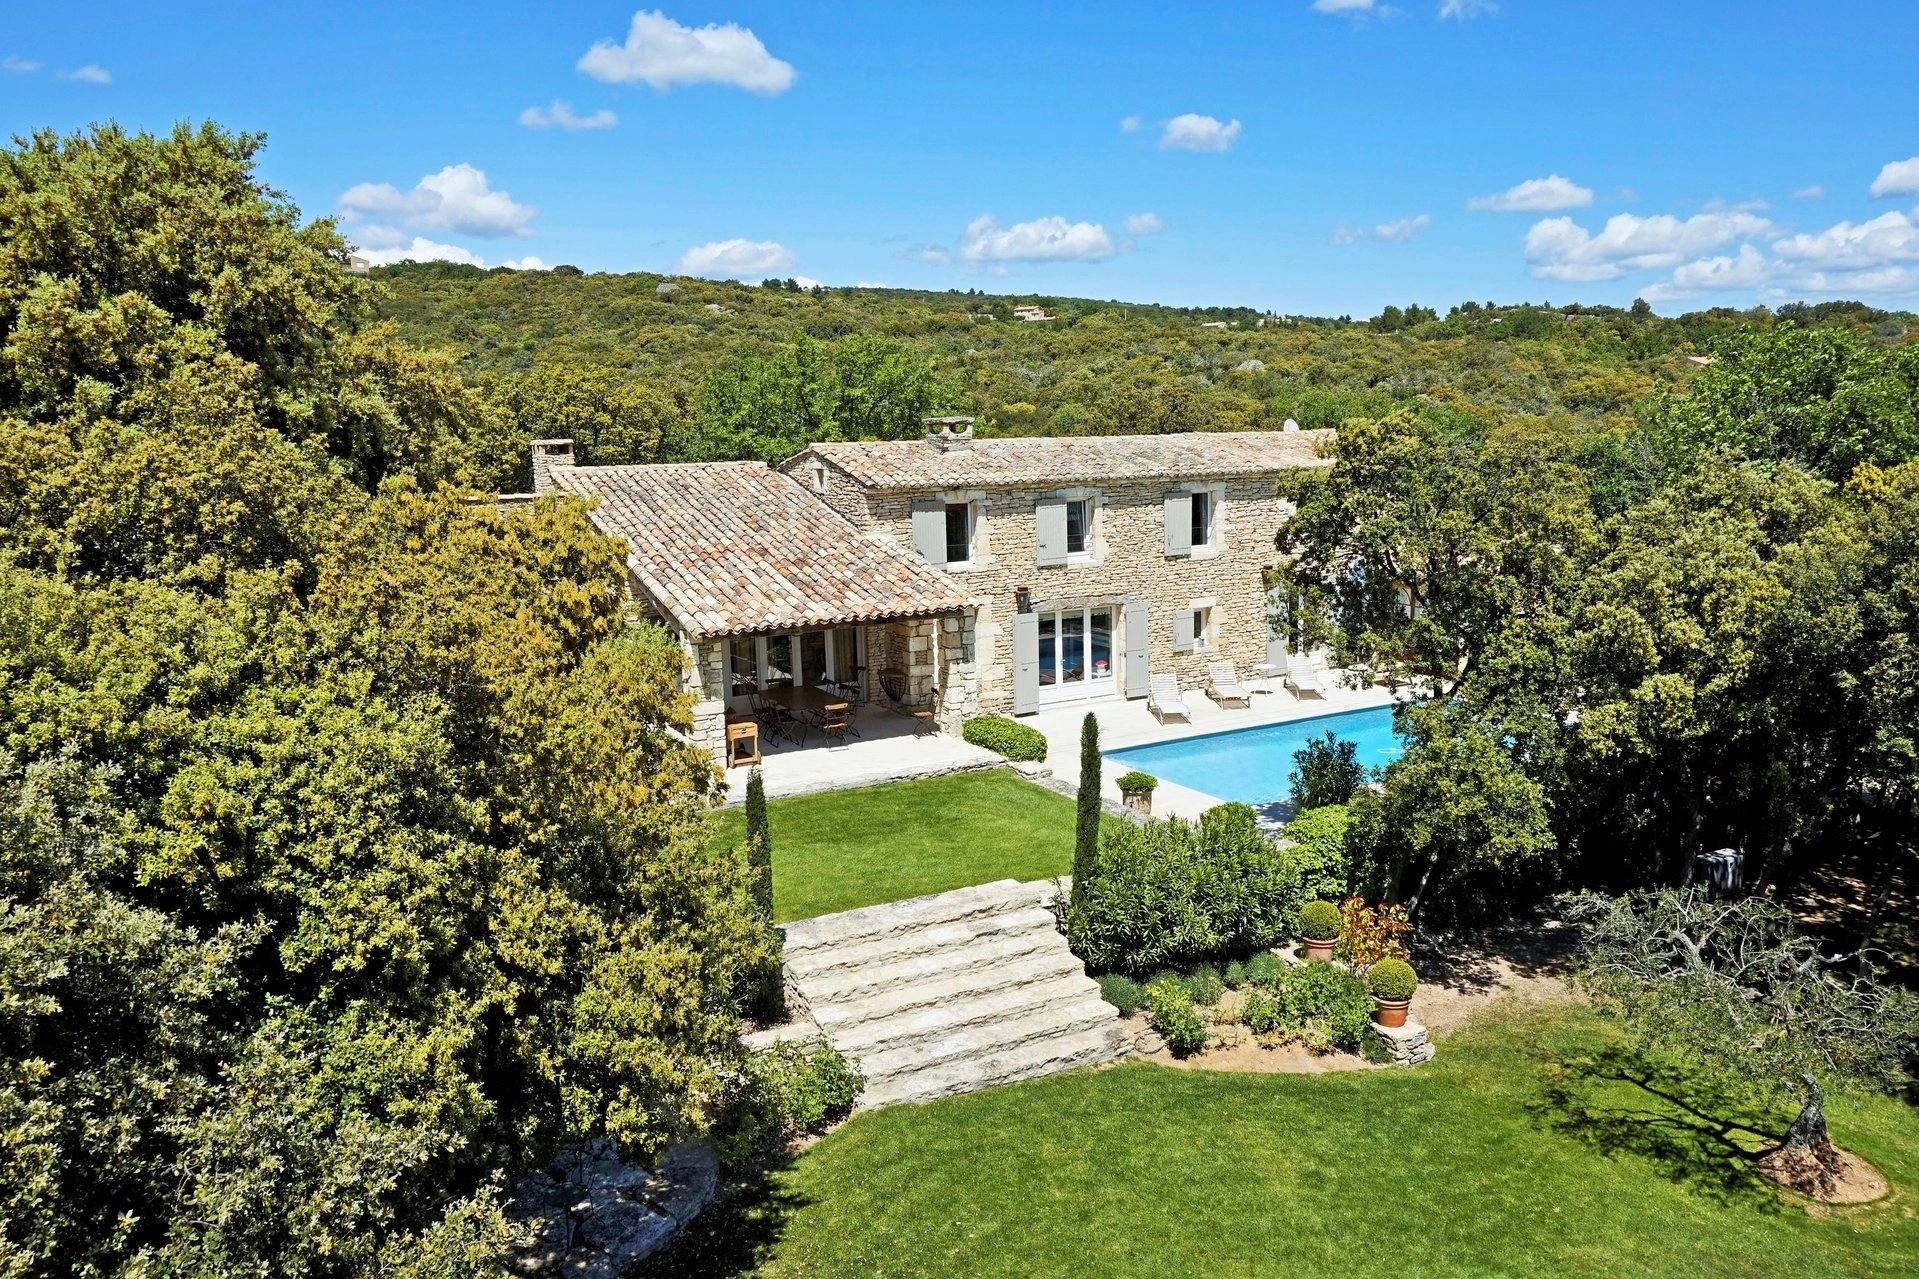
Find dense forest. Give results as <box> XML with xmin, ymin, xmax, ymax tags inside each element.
<box><xmin>372</xmin><ymin>258</ymin><xmax>1916</xmax><ymax>490</ymax></box>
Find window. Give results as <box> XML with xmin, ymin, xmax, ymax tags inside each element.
<box><xmin>944</xmin><ymin>502</ymin><xmax>973</xmax><ymax>565</ymax></box>
<box><xmin>1192</xmin><ymin>606</ymin><xmax>1214</xmax><ymax>650</ymax></box>
<box><xmin>808</xmin><ymin>460</ymin><xmax>828</xmax><ymax>495</ymax></box>
<box><xmin>1190</xmin><ymin>491</ymin><xmax>1212</xmax><ymax>548</ymax></box>
<box><xmin>1174</xmin><ymin>604</ymin><xmax>1216</xmax><ymax>654</ymax></box>
<box><xmin>1065</xmin><ymin>498</ymin><xmax>1092</xmax><ymax>555</ymax></box>
<box><xmin>728</xmin><ymin>637</ymin><xmax>758</xmax><ymax>699</ymax></box>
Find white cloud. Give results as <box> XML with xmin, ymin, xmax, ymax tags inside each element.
<box><xmin>1468</xmin><ymin>174</ymin><xmax>1594</xmax><ymax>213</ymax></box>
<box><xmin>1438</xmin><ymin>0</ymin><xmax>1495</xmax><ymax>18</ymax></box>
<box><xmin>519</xmin><ymin>100</ymin><xmax>618</xmax><ymax>130</ymax></box>
<box><xmin>1641</xmin><ymin>245</ymin><xmax>1776</xmax><ymax>301</ymax></box>
<box><xmin>1330</xmin><ymin>213</ymin><xmax>1430</xmax><ymax>245</ymax></box>
<box><xmin>918</xmin><ymin>246</ymin><xmax>951</xmax><ymax>265</ymax></box>
<box><xmin>1159</xmin><ymin>113</ymin><xmax>1241</xmax><ymax>152</ymax></box>
<box><xmin>1312</xmin><ymin>0</ymin><xmax>1378</xmax><ymax>12</ymax></box>
<box><xmin>1125</xmin><ymin>211</ymin><xmax>1164</xmax><ymax>236</ymax></box>
<box><xmin>503</xmin><ymin>256</ymin><xmax>551</xmax><ymax>271</ymax></box>
<box><xmin>354</xmin><ymin>237</ymin><xmax>488</xmax><ymax>268</ymax></box>
<box><xmin>678</xmin><ymin>237</ymin><xmax>796</xmax><ymax>277</ymax></box>
<box><xmin>2</xmin><ymin>56</ymin><xmax>39</xmax><ymax>73</ymax></box>
<box><xmin>960</xmin><ymin>214</ymin><xmax>1116</xmax><ymax>263</ymax></box>
<box><xmin>61</xmin><ymin>64</ymin><xmax>109</xmax><ymax>83</ymax></box>
<box><xmin>338</xmin><ymin>164</ymin><xmax>536</xmax><ymax>238</ymax></box>
<box><xmin>1792</xmin><ymin>185</ymin><xmax>1824</xmax><ymax>199</ymax></box>
<box><xmin>1702</xmin><ymin>196</ymin><xmax>1769</xmax><ymax>214</ymax></box>
<box><xmin>579</xmin><ymin>9</ymin><xmax>795</xmax><ymax>93</ymax></box>
<box><xmin>1119</xmin><ymin>115</ymin><xmax>1142</xmax><ymax>133</ymax></box>
<box><xmin>1770</xmin><ymin>210</ymin><xmax>1919</xmax><ymax>270</ymax></box>
<box><xmin>1374</xmin><ymin>213</ymin><xmax>1431</xmax><ymax>242</ymax></box>
<box><xmin>1868</xmin><ymin>156</ymin><xmax>1919</xmax><ymax>199</ymax></box>
<box><xmin>1523</xmin><ymin>210</ymin><xmax>1773</xmax><ymax>281</ymax></box>
<box><xmin>856</xmin><ymin>280</ymin><xmax>887</xmax><ymax>288</ymax></box>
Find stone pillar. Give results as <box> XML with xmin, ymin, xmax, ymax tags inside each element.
<box><xmin>1370</xmin><ymin>1019</ymin><xmax>1435</xmax><ymax>1066</ymax></box>
<box><xmin>687</xmin><ymin>638</ymin><xmax>729</xmax><ymax>769</ymax></box>
<box><xmin>936</xmin><ymin>610</ymin><xmax>981</xmax><ymax>733</ymax></box>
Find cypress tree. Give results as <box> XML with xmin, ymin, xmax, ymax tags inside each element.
<box><xmin>745</xmin><ymin>766</ymin><xmax>773</xmax><ymax>921</ymax></box>
<box><xmin>1074</xmin><ymin>713</ymin><xmax>1101</xmax><ymax>896</ymax></box>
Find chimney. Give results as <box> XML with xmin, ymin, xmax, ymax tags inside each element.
<box><xmin>921</xmin><ymin>416</ymin><xmax>976</xmax><ymax>453</ymax></box>
<box><xmin>531</xmin><ymin>438</ymin><xmax>575</xmax><ymax>494</ymax></box>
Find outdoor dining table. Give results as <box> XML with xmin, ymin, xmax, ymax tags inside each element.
<box><xmin>762</xmin><ymin>683</ymin><xmax>843</xmax><ymax>725</ymax></box>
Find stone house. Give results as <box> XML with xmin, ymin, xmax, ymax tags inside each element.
<box><xmin>533</xmin><ymin>421</ymin><xmax>1333</xmax><ymax>766</ymax></box>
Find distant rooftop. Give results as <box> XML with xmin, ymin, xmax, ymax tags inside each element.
<box><xmin>549</xmin><ymin>461</ymin><xmax>971</xmax><ymax>639</ymax></box>
<box><xmin>798</xmin><ymin>429</ymin><xmax>1335</xmax><ymax>492</ymax></box>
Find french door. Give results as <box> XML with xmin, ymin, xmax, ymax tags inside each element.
<box><xmin>1035</xmin><ymin>605</ymin><xmax>1116</xmax><ymax>705</ymax></box>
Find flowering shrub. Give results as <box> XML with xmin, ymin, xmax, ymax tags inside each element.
<box><xmin>1336</xmin><ymin>896</ymin><xmax>1411</xmax><ymax>969</ymax></box>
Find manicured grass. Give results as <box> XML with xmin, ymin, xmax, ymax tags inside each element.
<box><xmin>705</xmin><ymin>770</ymin><xmax>1077</xmax><ymax>922</ymax></box>
<box><xmin>659</xmin><ymin>1004</ymin><xmax>1919</xmax><ymax>1278</ymax></box>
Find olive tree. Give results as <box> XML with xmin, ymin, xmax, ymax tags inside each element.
<box><xmin>1567</xmin><ymin>889</ymin><xmax>1919</xmax><ymax>1197</ymax></box>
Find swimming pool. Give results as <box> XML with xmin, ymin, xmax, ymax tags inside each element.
<box><xmin>1106</xmin><ymin>704</ymin><xmax>1405</xmax><ymax>806</ymax></box>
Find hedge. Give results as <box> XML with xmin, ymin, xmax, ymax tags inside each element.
<box><xmin>962</xmin><ymin>715</ymin><xmax>1048</xmax><ymax>762</ymax></box>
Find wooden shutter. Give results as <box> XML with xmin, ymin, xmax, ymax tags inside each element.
<box><xmin>1034</xmin><ymin>498</ymin><xmax>1068</xmax><ymax>567</ymax></box>
<box><xmin>1123</xmin><ymin>601</ymin><xmax>1150</xmax><ymax>698</ymax></box>
<box><xmin>1012</xmin><ymin>612</ymin><xmax>1040</xmax><ymax>713</ymax></box>
<box><xmin>1163</xmin><ymin>491</ymin><xmax>1193</xmax><ymax>556</ymax></box>
<box><xmin>1172</xmin><ymin>607</ymin><xmax>1195</xmax><ymax>653</ymax></box>
<box><xmin>911</xmin><ymin>499</ymin><xmax>947</xmax><ymax>566</ymax></box>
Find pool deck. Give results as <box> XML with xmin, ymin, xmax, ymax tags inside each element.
<box><xmin>1025</xmin><ymin>672</ymin><xmax>1409</xmax><ymax>825</ymax></box>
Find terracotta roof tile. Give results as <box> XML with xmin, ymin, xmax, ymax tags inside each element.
<box><xmin>550</xmin><ymin>461</ymin><xmax>970</xmax><ymax>640</ymax></box>
<box><xmin>798</xmin><ymin>429</ymin><xmax>1335</xmax><ymax>491</ymax></box>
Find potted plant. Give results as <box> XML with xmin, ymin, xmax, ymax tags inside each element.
<box><xmin>1298</xmin><ymin>900</ymin><xmax>1342</xmax><ymax>963</ymax></box>
<box><xmin>1115</xmin><ymin>770</ymin><xmax>1157</xmax><ymax>815</ymax></box>
<box><xmin>1367</xmin><ymin>957</ymin><xmax>1418</xmax><ymax>1028</ymax></box>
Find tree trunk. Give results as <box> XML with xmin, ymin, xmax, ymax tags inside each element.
<box><xmin>1402</xmin><ymin>848</ymin><xmax>1443</xmax><ymax>924</ymax></box>
<box><xmin>1782</xmin><ymin>1076</ymin><xmax>1833</xmax><ymax>1158</ymax></box>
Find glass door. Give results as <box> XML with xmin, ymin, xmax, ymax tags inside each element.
<box><xmin>1035</xmin><ymin>606</ymin><xmax>1121</xmax><ymax>705</ymax></box>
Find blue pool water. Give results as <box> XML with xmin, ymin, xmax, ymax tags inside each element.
<box><xmin>1106</xmin><ymin>705</ymin><xmax>1405</xmax><ymax>806</ymax></box>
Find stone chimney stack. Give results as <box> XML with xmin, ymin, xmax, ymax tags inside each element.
<box><xmin>531</xmin><ymin>439</ymin><xmax>576</xmax><ymax>494</ymax></box>
<box><xmin>921</xmin><ymin>416</ymin><xmax>976</xmax><ymax>453</ymax></box>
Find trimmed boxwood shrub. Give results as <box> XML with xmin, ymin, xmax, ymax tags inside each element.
<box><xmin>1068</xmin><ymin>804</ymin><xmax>1303</xmax><ymax>977</ymax></box>
<box><xmin>1096</xmin><ymin>973</ymin><xmax>1146</xmax><ymax>1016</ymax></box>
<box><xmin>1298</xmin><ymin>900</ymin><xmax>1343</xmax><ymax>942</ymax></box>
<box><xmin>1368</xmin><ymin>957</ymin><xmax>1418</xmax><ymax>1000</ymax></box>
<box><xmin>1146</xmin><ymin>977</ymin><xmax>1209</xmax><ymax>1056</ymax></box>
<box><xmin>962</xmin><ymin>715</ymin><xmax>1048</xmax><ymax>762</ymax></box>
<box><xmin>1115</xmin><ymin>770</ymin><xmax>1157</xmax><ymax>794</ymax></box>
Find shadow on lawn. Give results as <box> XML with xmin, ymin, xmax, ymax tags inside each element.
<box><xmin>641</xmin><ymin>1162</ymin><xmax>805</xmax><ymax>1278</ymax></box>
<box><xmin>1531</xmin><ymin>1043</ymin><xmax>1786</xmax><ymax>1210</ymax></box>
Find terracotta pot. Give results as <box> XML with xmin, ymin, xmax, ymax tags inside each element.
<box><xmin>1373</xmin><ymin>996</ymin><xmax>1411</xmax><ymax>1028</ymax></box>
<box><xmin>1300</xmin><ymin>936</ymin><xmax>1336</xmax><ymax>963</ymax></box>
<box><xmin>1122</xmin><ymin>789</ymin><xmax>1153</xmax><ymax>815</ymax></box>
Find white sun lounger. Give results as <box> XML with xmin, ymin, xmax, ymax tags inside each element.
<box><xmin>1285</xmin><ymin>652</ymin><xmax>1331</xmax><ymax>698</ymax></box>
<box><xmin>1206</xmin><ymin>660</ymin><xmax>1252</xmax><ymax>709</ymax></box>
<box><xmin>1148</xmin><ymin>673</ymin><xmax>1191</xmax><ymax>723</ymax></box>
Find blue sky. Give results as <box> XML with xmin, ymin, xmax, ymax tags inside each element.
<box><xmin>5</xmin><ymin>2</ymin><xmax>1918</xmax><ymax>315</ymax></box>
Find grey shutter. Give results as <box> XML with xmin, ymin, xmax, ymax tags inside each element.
<box><xmin>1123</xmin><ymin>601</ymin><xmax>1150</xmax><ymax>698</ymax></box>
<box><xmin>911</xmin><ymin>499</ymin><xmax>947</xmax><ymax>566</ymax></box>
<box><xmin>1034</xmin><ymin>498</ymin><xmax>1068</xmax><ymax>567</ymax></box>
<box><xmin>1172</xmin><ymin>607</ymin><xmax>1195</xmax><ymax>654</ymax></box>
<box><xmin>1163</xmin><ymin>491</ymin><xmax>1193</xmax><ymax>556</ymax></box>
<box><xmin>1012</xmin><ymin>612</ymin><xmax>1040</xmax><ymax>714</ymax></box>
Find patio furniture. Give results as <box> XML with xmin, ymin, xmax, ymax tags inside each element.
<box><xmin>878</xmin><ymin>666</ymin><xmax>909</xmax><ymax>708</ymax></box>
<box><xmin>1148</xmin><ymin>673</ymin><xmax>1191</xmax><ymax>723</ymax></box>
<box><xmin>752</xmin><ymin>689</ymin><xmax>806</xmax><ymax>746</ymax></box>
<box><xmin>724</xmin><ymin>715</ymin><xmax>761</xmax><ymax>768</ymax></box>
<box><xmin>1205</xmin><ymin>660</ymin><xmax>1252</xmax><ymax>708</ymax></box>
<box><xmin>912</xmin><ymin>686</ymin><xmax>941</xmax><ymax>737</ymax></box>
<box><xmin>1284</xmin><ymin>652</ymin><xmax>1331</xmax><ymax>699</ymax></box>
<box><xmin>818</xmin><ymin>701</ymin><xmax>853</xmax><ymax>748</ymax></box>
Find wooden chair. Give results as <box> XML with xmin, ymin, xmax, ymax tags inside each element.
<box><xmin>912</xmin><ymin>686</ymin><xmax>941</xmax><ymax>737</ymax></box>
<box><xmin>818</xmin><ymin>701</ymin><xmax>853</xmax><ymax>748</ymax></box>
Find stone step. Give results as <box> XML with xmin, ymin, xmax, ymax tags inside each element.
<box><xmin>849</xmin><ymin>994</ymin><xmax>1121</xmax><ymax>1082</ymax></box>
<box><xmin>808</xmin><ymin>950</ymin><xmax>1088</xmax><ymax>1034</ymax></box>
<box><xmin>780</xmin><ymin>880</ymin><xmax>1037</xmax><ymax>956</ymax></box>
<box><xmin>832</xmin><ymin>971</ymin><xmax>1104</xmax><ymax>1058</ymax></box>
<box><xmin>857</xmin><ymin>1023</ymin><xmax>1129</xmax><ymax>1110</ymax></box>
<box><xmin>785</xmin><ymin>909</ymin><xmax>1064</xmax><ymax>999</ymax></box>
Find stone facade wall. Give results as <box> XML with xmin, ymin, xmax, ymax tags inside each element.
<box><xmin>797</xmin><ymin>471</ymin><xmax>1291</xmax><ymax>715</ymax></box>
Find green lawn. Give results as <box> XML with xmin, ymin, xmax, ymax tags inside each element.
<box><xmin>657</xmin><ymin>1004</ymin><xmax>1919</xmax><ymax>1279</ymax></box>
<box><xmin>706</xmin><ymin>770</ymin><xmax>1077</xmax><ymax>922</ymax></box>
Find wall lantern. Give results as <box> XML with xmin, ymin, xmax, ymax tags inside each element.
<box><xmin>1015</xmin><ymin>584</ymin><xmax>1032</xmax><ymax>614</ymax></box>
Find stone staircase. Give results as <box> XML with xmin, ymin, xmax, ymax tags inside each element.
<box><xmin>780</xmin><ymin>879</ymin><xmax>1129</xmax><ymax>1110</ymax></box>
